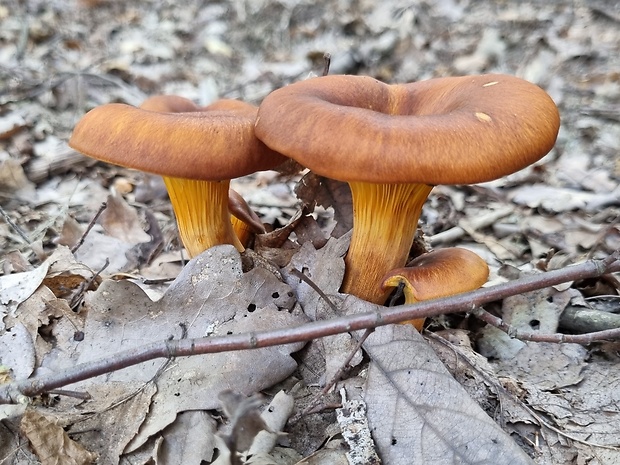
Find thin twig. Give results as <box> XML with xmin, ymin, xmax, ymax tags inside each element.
<box><xmin>289</xmin><ymin>267</ymin><xmax>339</xmax><ymax>312</ymax></box>
<box><xmin>288</xmin><ymin>268</ymin><xmax>372</xmax><ymax>419</ymax></box>
<box><xmin>0</xmin><ymin>204</ymin><xmax>31</xmax><ymax>244</ymax></box>
<box><xmin>69</xmin><ymin>259</ymin><xmax>109</xmax><ymax>310</ymax></box>
<box><xmin>473</xmin><ymin>307</ymin><xmax>620</xmax><ymax>343</ymax></box>
<box><xmin>296</xmin><ymin>327</ymin><xmax>373</xmax><ymax>420</ymax></box>
<box><xmin>71</xmin><ymin>202</ymin><xmax>107</xmax><ymax>253</ymax></box>
<box><xmin>47</xmin><ymin>389</ymin><xmax>91</xmax><ymax>400</ymax></box>
<box><xmin>1</xmin><ymin>252</ymin><xmax>618</xmax><ymax>404</ymax></box>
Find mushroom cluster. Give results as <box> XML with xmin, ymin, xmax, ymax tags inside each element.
<box><xmin>70</xmin><ymin>72</ymin><xmax>559</xmax><ymax>326</ymax></box>
<box><xmin>255</xmin><ymin>73</ymin><xmax>560</xmax><ymax>308</ymax></box>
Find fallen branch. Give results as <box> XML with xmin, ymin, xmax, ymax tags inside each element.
<box><xmin>1</xmin><ymin>251</ymin><xmax>618</xmax><ymax>404</ymax></box>
<box><xmin>473</xmin><ymin>307</ymin><xmax>620</xmax><ymax>343</ymax></box>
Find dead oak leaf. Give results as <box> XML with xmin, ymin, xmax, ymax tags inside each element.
<box><xmin>69</xmin><ymin>246</ymin><xmax>305</xmax><ymax>453</ymax></box>
<box><xmin>20</xmin><ymin>409</ymin><xmax>97</xmax><ymax>465</ymax></box>
<box><xmin>361</xmin><ymin>323</ymin><xmax>533</xmax><ymax>465</ymax></box>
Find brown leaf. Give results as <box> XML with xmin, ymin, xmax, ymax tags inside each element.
<box><xmin>66</xmin><ymin>382</ymin><xmax>157</xmax><ymax>464</ymax></box>
<box><xmin>99</xmin><ymin>192</ymin><xmax>150</xmax><ymax>244</ymax></box>
<box><xmin>255</xmin><ymin>208</ymin><xmax>305</xmax><ymax>249</ymax></box>
<box><xmin>293</xmin><ymin>214</ymin><xmax>329</xmax><ymax>249</ymax></box>
<box><xmin>68</xmin><ymin>246</ymin><xmax>306</xmax><ymax>453</ymax></box>
<box><xmin>295</xmin><ymin>173</ymin><xmax>353</xmax><ymax>238</ymax></box>
<box><xmin>43</xmin><ymin>246</ymin><xmax>100</xmax><ymax>301</ymax></box>
<box><xmin>55</xmin><ymin>215</ymin><xmax>84</xmax><ymax>249</ymax></box>
<box><xmin>155</xmin><ymin>411</ymin><xmax>218</xmax><ymax>465</ymax></box>
<box><xmin>0</xmin><ymin>157</ymin><xmax>35</xmax><ymax>193</ymax></box>
<box><xmin>20</xmin><ymin>409</ymin><xmax>97</xmax><ymax>465</ymax></box>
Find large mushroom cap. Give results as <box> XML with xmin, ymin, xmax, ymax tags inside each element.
<box><xmin>255</xmin><ymin>73</ymin><xmax>560</xmax><ymax>185</ymax></box>
<box><xmin>69</xmin><ymin>100</ymin><xmax>287</xmax><ymax>180</ymax></box>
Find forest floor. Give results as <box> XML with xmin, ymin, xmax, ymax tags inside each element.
<box><xmin>1</xmin><ymin>0</ymin><xmax>619</xmax><ymax>464</ymax></box>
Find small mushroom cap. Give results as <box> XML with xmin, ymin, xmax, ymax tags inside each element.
<box><xmin>140</xmin><ymin>95</ymin><xmax>201</xmax><ymax>113</ymax></box>
<box><xmin>255</xmin><ymin>74</ymin><xmax>560</xmax><ymax>185</ymax></box>
<box><xmin>381</xmin><ymin>248</ymin><xmax>489</xmax><ymax>302</ymax></box>
<box><xmin>228</xmin><ymin>188</ymin><xmax>265</xmax><ymax>235</ymax></box>
<box><xmin>69</xmin><ymin>100</ymin><xmax>287</xmax><ymax>180</ymax></box>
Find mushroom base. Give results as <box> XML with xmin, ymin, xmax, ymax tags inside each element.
<box><xmin>341</xmin><ymin>182</ymin><xmax>433</xmax><ymax>305</ymax></box>
<box><xmin>164</xmin><ymin>177</ymin><xmax>244</xmax><ymax>257</ymax></box>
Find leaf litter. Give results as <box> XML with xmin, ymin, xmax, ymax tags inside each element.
<box><xmin>1</xmin><ymin>0</ymin><xmax>620</xmax><ymax>463</ymax></box>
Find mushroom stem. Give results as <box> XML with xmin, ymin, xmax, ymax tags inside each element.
<box><xmin>341</xmin><ymin>182</ymin><xmax>433</xmax><ymax>304</ymax></box>
<box><xmin>163</xmin><ymin>177</ymin><xmax>244</xmax><ymax>257</ymax></box>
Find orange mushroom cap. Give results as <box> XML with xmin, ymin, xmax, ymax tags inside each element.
<box><xmin>70</xmin><ymin>100</ymin><xmax>286</xmax><ymax>180</ymax></box>
<box><xmin>381</xmin><ymin>248</ymin><xmax>490</xmax><ymax>330</ymax></box>
<box><xmin>255</xmin><ymin>73</ymin><xmax>559</xmax><ymax>305</ymax></box>
<box><xmin>255</xmin><ymin>74</ymin><xmax>560</xmax><ymax>185</ymax></box>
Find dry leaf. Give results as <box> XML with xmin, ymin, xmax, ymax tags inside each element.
<box><xmin>294</xmin><ymin>173</ymin><xmax>353</xmax><ymax>238</ymax></box>
<box><xmin>0</xmin><ymin>157</ymin><xmax>35</xmax><ymax>193</ymax></box>
<box><xmin>0</xmin><ymin>322</ymin><xmax>35</xmax><ymax>380</ymax></box>
<box><xmin>247</xmin><ymin>390</ymin><xmax>294</xmax><ymax>457</ymax></box>
<box><xmin>508</xmin><ymin>184</ymin><xmax>607</xmax><ymax>212</ymax></box>
<box><xmin>99</xmin><ymin>192</ymin><xmax>150</xmax><ymax>244</ymax></box>
<box><xmin>219</xmin><ymin>390</ymin><xmax>271</xmax><ymax>457</ymax></box>
<box><xmin>155</xmin><ymin>410</ymin><xmax>218</xmax><ymax>465</ymax></box>
<box><xmin>56</xmin><ymin>382</ymin><xmax>157</xmax><ymax>464</ymax></box>
<box><xmin>0</xmin><ymin>256</ymin><xmax>50</xmax><ymax>317</ymax></box>
<box><xmin>361</xmin><ymin>323</ymin><xmax>532</xmax><ymax>464</ymax></box>
<box><xmin>20</xmin><ymin>409</ymin><xmax>97</xmax><ymax>465</ymax></box>
<box><xmin>67</xmin><ymin>246</ymin><xmax>305</xmax><ymax>453</ymax></box>
<box><xmin>55</xmin><ymin>214</ymin><xmax>85</xmax><ymax>248</ymax></box>
<box><xmin>282</xmin><ymin>234</ymin><xmax>349</xmax><ymax>320</ymax></box>
<box><xmin>0</xmin><ymin>112</ymin><xmax>27</xmax><ymax>139</ymax></box>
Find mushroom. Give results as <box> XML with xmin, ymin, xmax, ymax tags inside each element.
<box><xmin>227</xmin><ymin>188</ymin><xmax>266</xmax><ymax>247</ymax></box>
<box><xmin>140</xmin><ymin>95</ymin><xmax>267</xmax><ymax>247</ymax></box>
<box><xmin>69</xmin><ymin>97</ymin><xmax>286</xmax><ymax>257</ymax></box>
<box><xmin>255</xmin><ymin>73</ymin><xmax>560</xmax><ymax>304</ymax></box>
<box><xmin>381</xmin><ymin>248</ymin><xmax>490</xmax><ymax>330</ymax></box>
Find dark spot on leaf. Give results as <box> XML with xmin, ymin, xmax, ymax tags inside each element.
<box><xmin>247</xmin><ymin>303</ymin><xmax>256</xmax><ymax>312</ymax></box>
<box><xmin>547</xmin><ymin>295</ymin><xmax>554</xmax><ymax>303</ymax></box>
<box><xmin>391</xmin><ymin>437</ymin><xmax>397</xmax><ymax>445</ymax></box>
<box><xmin>272</xmin><ymin>292</ymin><xmax>280</xmax><ymax>299</ymax></box>
<box><xmin>73</xmin><ymin>331</ymin><xmax>84</xmax><ymax>341</ymax></box>
<box><xmin>529</xmin><ymin>319</ymin><xmax>540</xmax><ymax>330</ymax></box>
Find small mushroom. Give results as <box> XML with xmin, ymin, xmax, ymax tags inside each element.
<box><xmin>227</xmin><ymin>188</ymin><xmax>266</xmax><ymax>247</ymax></box>
<box><xmin>381</xmin><ymin>248</ymin><xmax>490</xmax><ymax>330</ymax></box>
<box><xmin>70</xmin><ymin>97</ymin><xmax>286</xmax><ymax>257</ymax></box>
<box><xmin>255</xmin><ymin>73</ymin><xmax>560</xmax><ymax>304</ymax></box>
<box><xmin>139</xmin><ymin>94</ymin><xmax>202</xmax><ymax>113</ymax></box>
